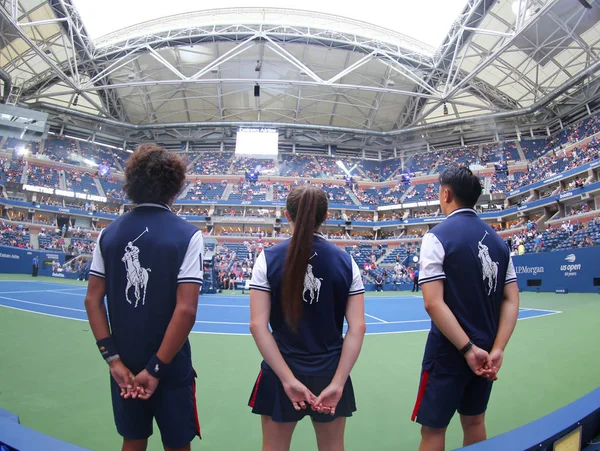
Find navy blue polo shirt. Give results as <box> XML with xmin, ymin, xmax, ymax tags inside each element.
<box><xmin>90</xmin><ymin>203</ymin><xmax>204</xmax><ymax>387</ymax></box>
<box><xmin>419</xmin><ymin>208</ymin><xmax>517</xmax><ymax>367</ymax></box>
<box><xmin>250</xmin><ymin>234</ymin><xmax>364</xmax><ymax>376</ymax></box>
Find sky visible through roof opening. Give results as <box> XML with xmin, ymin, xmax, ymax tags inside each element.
<box><xmin>72</xmin><ymin>0</ymin><xmax>468</xmax><ymax>50</ymax></box>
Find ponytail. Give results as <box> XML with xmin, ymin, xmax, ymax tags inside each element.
<box><xmin>282</xmin><ymin>186</ymin><xmax>328</xmax><ymax>331</ymax></box>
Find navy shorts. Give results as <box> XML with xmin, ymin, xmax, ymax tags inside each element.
<box><xmin>248</xmin><ymin>368</ymin><xmax>356</xmax><ymax>423</ymax></box>
<box><xmin>110</xmin><ymin>377</ymin><xmax>201</xmax><ymax>447</ymax></box>
<box><xmin>411</xmin><ymin>360</ymin><xmax>493</xmax><ymax>429</ymax></box>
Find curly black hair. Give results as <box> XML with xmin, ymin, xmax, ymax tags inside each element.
<box><xmin>123</xmin><ymin>144</ymin><xmax>187</xmax><ymax>205</ymax></box>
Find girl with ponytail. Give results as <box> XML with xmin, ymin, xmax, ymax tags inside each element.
<box><xmin>248</xmin><ymin>185</ymin><xmax>366</xmax><ymax>450</ymax></box>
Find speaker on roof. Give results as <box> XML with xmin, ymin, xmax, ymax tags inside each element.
<box><xmin>254</xmin><ymin>85</ymin><xmax>260</xmax><ymax>97</ymax></box>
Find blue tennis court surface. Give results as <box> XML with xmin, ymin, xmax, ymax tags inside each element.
<box><xmin>0</xmin><ymin>280</ymin><xmax>561</xmax><ymax>335</ymax></box>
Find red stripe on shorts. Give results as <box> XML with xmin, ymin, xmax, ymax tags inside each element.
<box><xmin>192</xmin><ymin>380</ymin><xmax>202</xmax><ymax>439</ymax></box>
<box><xmin>411</xmin><ymin>369</ymin><xmax>430</xmax><ymax>422</ymax></box>
<box><xmin>249</xmin><ymin>370</ymin><xmax>263</xmax><ymax>408</ymax></box>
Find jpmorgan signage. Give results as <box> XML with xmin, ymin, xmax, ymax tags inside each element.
<box><xmin>512</xmin><ymin>247</ymin><xmax>599</xmax><ymax>293</ymax></box>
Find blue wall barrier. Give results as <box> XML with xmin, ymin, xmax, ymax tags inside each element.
<box><xmin>456</xmin><ymin>388</ymin><xmax>600</xmax><ymax>451</ymax></box>
<box><xmin>0</xmin><ymin>409</ymin><xmax>91</xmax><ymax>451</ymax></box>
<box><xmin>0</xmin><ymin>246</ymin><xmax>65</xmax><ymax>277</ymax></box>
<box><xmin>512</xmin><ymin>246</ymin><xmax>600</xmax><ymax>293</ymax></box>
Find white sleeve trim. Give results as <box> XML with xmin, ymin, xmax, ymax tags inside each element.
<box><xmin>178</xmin><ymin>231</ymin><xmax>204</xmax><ymax>285</ymax></box>
<box><xmin>505</xmin><ymin>257</ymin><xmax>517</xmax><ymax>284</ymax></box>
<box><xmin>418</xmin><ymin>233</ymin><xmax>446</xmax><ymax>285</ymax></box>
<box><xmin>89</xmin><ymin>229</ymin><xmax>105</xmax><ymax>278</ymax></box>
<box><xmin>349</xmin><ymin>256</ymin><xmax>365</xmax><ymax>295</ymax></box>
<box><xmin>250</xmin><ymin>251</ymin><xmax>270</xmax><ymax>292</ymax></box>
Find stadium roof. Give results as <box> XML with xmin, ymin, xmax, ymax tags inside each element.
<box><xmin>1</xmin><ymin>0</ymin><xmax>600</xmax><ymax>155</ymax></box>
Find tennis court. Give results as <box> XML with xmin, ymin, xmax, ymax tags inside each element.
<box><xmin>0</xmin><ymin>274</ymin><xmax>598</xmax><ymax>450</ymax></box>
<box><xmin>0</xmin><ymin>279</ymin><xmax>559</xmax><ymax>335</ymax></box>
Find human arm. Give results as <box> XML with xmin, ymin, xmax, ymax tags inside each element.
<box><xmin>315</xmin><ymin>258</ymin><xmax>366</xmax><ymax>415</ymax></box>
<box><xmin>136</xmin><ymin>232</ymin><xmax>203</xmax><ymax>399</ymax></box>
<box><xmin>248</xmin><ymin>251</ymin><xmax>315</xmax><ymax>410</ymax></box>
<box><xmin>84</xmin><ymin>237</ymin><xmax>137</xmax><ymax>398</ymax></box>
<box><xmin>419</xmin><ymin>233</ymin><xmax>493</xmax><ymax>378</ymax></box>
<box><xmin>249</xmin><ymin>289</ymin><xmax>315</xmax><ymax>410</ymax></box>
<box><xmin>314</xmin><ymin>294</ymin><xmax>366</xmax><ymax>415</ymax></box>
<box><xmin>488</xmin><ymin>259</ymin><xmax>520</xmax><ymax>378</ymax></box>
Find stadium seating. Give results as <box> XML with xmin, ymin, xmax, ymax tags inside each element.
<box><xmin>279</xmin><ymin>154</ymin><xmax>319</xmax><ymax>177</ymax></box>
<box><xmin>183</xmin><ymin>182</ymin><xmax>225</xmax><ymax>201</ymax></box>
<box><xmin>27</xmin><ymin>164</ymin><xmax>61</xmax><ymax>188</ymax></box>
<box><xmin>0</xmin><ymin>224</ymin><xmax>31</xmax><ymax>248</ymax></box>
<box><xmin>190</xmin><ymin>152</ymin><xmax>233</xmax><ymax>175</ymax></box>
<box><xmin>231</xmin><ymin>158</ymin><xmax>276</xmax><ymax>174</ymax></box>
<box><xmin>228</xmin><ymin>182</ymin><xmax>267</xmax><ymax>201</ymax></box>
<box><xmin>99</xmin><ymin>176</ymin><xmax>123</xmax><ymax>200</ymax></box>
<box><xmin>38</xmin><ymin>231</ymin><xmax>63</xmax><ymax>250</ymax></box>
<box><xmin>44</xmin><ymin>138</ymin><xmax>80</xmax><ymax>165</ymax></box>
<box><xmin>78</xmin><ymin>142</ymin><xmax>120</xmax><ymax>169</ymax></box>
<box><xmin>70</xmin><ymin>237</ymin><xmax>95</xmax><ymax>254</ymax></box>
<box><xmin>64</xmin><ymin>170</ymin><xmax>99</xmax><ymax>195</ymax></box>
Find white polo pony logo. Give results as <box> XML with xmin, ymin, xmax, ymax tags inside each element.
<box><xmin>122</xmin><ymin>227</ymin><xmax>151</xmax><ymax>308</ymax></box>
<box><xmin>303</xmin><ymin>252</ymin><xmax>323</xmax><ymax>304</ymax></box>
<box><xmin>478</xmin><ymin>231</ymin><xmax>498</xmax><ymax>296</ymax></box>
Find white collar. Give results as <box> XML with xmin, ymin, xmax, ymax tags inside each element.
<box><xmin>447</xmin><ymin>207</ymin><xmax>476</xmax><ymax>218</ymax></box>
<box><xmin>135</xmin><ymin>203</ymin><xmax>171</xmax><ymax>211</ymax></box>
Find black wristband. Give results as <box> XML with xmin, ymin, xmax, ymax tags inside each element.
<box><xmin>460</xmin><ymin>341</ymin><xmax>474</xmax><ymax>356</ymax></box>
<box><xmin>96</xmin><ymin>336</ymin><xmax>118</xmax><ymax>361</ymax></box>
<box><xmin>146</xmin><ymin>354</ymin><xmax>169</xmax><ymax>379</ymax></box>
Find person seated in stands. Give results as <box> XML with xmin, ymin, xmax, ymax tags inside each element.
<box><xmin>375</xmin><ymin>274</ymin><xmax>383</xmax><ymax>292</ymax></box>
<box><xmin>228</xmin><ymin>271</ymin><xmax>236</xmax><ymax>290</ymax></box>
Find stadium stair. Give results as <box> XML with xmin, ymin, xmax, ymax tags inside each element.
<box><xmin>59</xmin><ymin>170</ymin><xmax>67</xmax><ymax>190</ymax></box>
<box><xmin>400</xmin><ymin>186</ymin><xmax>415</xmax><ymax>203</ymax></box>
<box><xmin>19</xmin><ymin>164</ymin><xmax>27</xmax><ymax>184</ymax></box>
<box><xmin>484</xmin><ymin>176</ymin><xmax>492</xmax><ymax>193</ymax></box>
<box><xmin>73</xmin><ymin>140</ymin><xmax>83</xmax><ymax>165</ymax></box>
<box><xmin>312</xmin><ymin>156</ymin><xmax>322</xmax><ymax>172</ymax></box>
<box><xmin>94</xmin><ymin>177</ymin><xmax>106</xmax><ymax>196</ymax></box>
<box><xmin>430</xmin><ymin>153</ymin><xmax>444</xmax><ymax>175</ymax></box>
<box><xmin>177</xmin><ymin>182</ymin><xmax>194</xmax><ymax>200</ymax></box>
<box><xmin>266</xmin><ymin>185</ymin><xmax>274</xmax><ymax>201</ymax></box>
<box><xmin>30</xmin><ymin>233</ymin><xmax>39</xmax><ymax>249</ymax></box>
<box><xmin>514</xmin><ymin>141</ymin><xmax>527</xmax><ymax>161</ymax></box>
<box><xmin>384</xmin><ymin>162</ymin><xmax>404</xmax><ymax>181</ymax></box>
<box><xmin>187</xmin><ymin>153</ymin><xmax>203</xmax><ymax>172</ymax></box>
<box><xmin>347</xmin><ymin>188</ymin><xmax>362</xmax><ymax>206</ymax></box>
<box><xmin>222</xmin><ymin>183</ymin><xmax>233</xmax><ymax>200</ymax></box>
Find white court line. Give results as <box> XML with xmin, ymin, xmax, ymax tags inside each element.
<box><xmin>0</xmin><ymin>296</ymin><xmax>563</xmax><ymax>335</ymax></box>
<box><xmin>0</xmin><ymin>304</ymin><xmax>88</xmax><ymax>322</ymax></box>
<box><xmin>0</xmin><ymin>295</ymin><xmax>86</xmax><ymax>312</ymax></box>
<box><xmin>364</xmin><ymin>313</ymin><xmax>388</xmax><ymax>323</ymax></box>
<box><xmin>197</xmin><ymin>303</ymin><xmax>249</xmax><ymax>308</ymax></box>
<box><xmin>519</xmin><ymin>307</ymin><xmax>563</xmax><ymax>314</ymax></box>
<box><xmin>48</xmin><ymin>290</ymin><xmax>86</xmax><ymax>296</ymax></box>
<box><xmin>0</xmin><ymin>288</ymin><xmax>85</xmax><ymax>294</ymax></box>
<box><xmin>516</xmin><ymin>311</ymin><xmax>562</xmax><ymax>321</ymax></box>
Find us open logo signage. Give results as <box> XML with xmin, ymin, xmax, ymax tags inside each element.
<box><xmin>560</xmin><ymin>254</ymin><xmax>581</xmax><ymax>277</ymax></box>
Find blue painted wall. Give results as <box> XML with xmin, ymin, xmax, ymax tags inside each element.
<box><xmin>512</xmin><ymin>246</ymin><xmax>600</xmax><ymax>293</ymax></box>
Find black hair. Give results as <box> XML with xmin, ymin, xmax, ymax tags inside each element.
<box><xmin>123</xmin><ymin>144</ymin><xmax>187</xmax><ymax>204</ymax></box>
<box><xmin>438</xmin><ymin>165</ymin><xmax>482</xmax><ymax>208</ymax></box>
